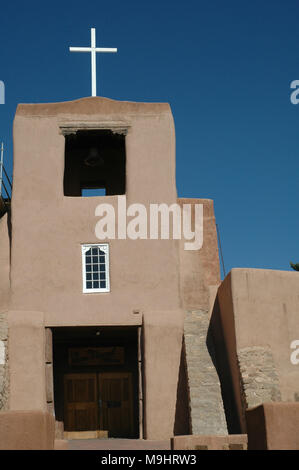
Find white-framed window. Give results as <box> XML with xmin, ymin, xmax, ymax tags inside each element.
<box><xmin>81</xmin><ymin>244</ymin><xmax>110</xmax><ymax>293</ymax></box>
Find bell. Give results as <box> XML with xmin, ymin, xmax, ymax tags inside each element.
<box><xmin>84</xmin><ymin>147</ymin><xmax>104</xmax><ymax>167</ymax></box>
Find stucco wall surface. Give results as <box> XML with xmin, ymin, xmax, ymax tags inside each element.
<box><xmin>216</xmin><ymin>268</ymin><xmax>299</xmax><ymax>430</ymax></box>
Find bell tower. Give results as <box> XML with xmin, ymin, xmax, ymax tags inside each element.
<box><xmin>8</xmin><ymin>96</ymin><xmax>184</xmax><ymax>440</ymax></box>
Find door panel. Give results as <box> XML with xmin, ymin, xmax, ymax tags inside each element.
<box><xmin>64</xmin><ymin>372</ymin><xmax>134</xmax><ymax>437</ymax></box>
<box><xmin>98</xmin><ymin>372</ymin><xmax>134</xmax><ymax>438</ymax></box>
<box><xmin>64</xmin><ymin>373</ymin><xmax>98</xmax><ymax>431</ymax></box>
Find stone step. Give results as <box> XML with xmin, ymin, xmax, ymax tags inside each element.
<box><xmin>184</xmin><ymin>310</ymin><xmax>228</xmax><ymax>435</ymax></box>
<box><xmin>67</xmin><ymin>439</ymin><xmax>171</xmax><ymax>450</ymax></box>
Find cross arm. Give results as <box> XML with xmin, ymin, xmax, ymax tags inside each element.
<box><xmin>69</xmin><ymin>47</ymin><xmax>117</xmax><ymax>53</ymax></box>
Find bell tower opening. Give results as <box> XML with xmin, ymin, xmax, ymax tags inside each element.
<box><xmin>63</xmin><ymin>129</ymin><xmax>126</xmax><ymax>197</ymax></box>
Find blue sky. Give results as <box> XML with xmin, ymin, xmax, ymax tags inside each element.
<box><xmin>0</xmin><ymin>0</ymin><xmax>298</xmax><ymax>277</ymax></box>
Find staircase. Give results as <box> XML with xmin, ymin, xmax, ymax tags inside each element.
<box><xmin>184</xmin><ymin>310</ymin><xmax>228</xmax><ymax>435</ymax></box>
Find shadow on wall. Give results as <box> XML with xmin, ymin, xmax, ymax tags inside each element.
<box><xmin>207</xmin><ymin>297</ymin><xmax>242</xmax><ymax>434</ymax></box>
<box><xmin>173</xmin><ymin>338</ymin><xmax>191</xmax><ymax>436</ymax></box>
<box><xmin>7</xmin><ymin>209</ymin><xmax>11</xmax><ymax>255</ymax></box>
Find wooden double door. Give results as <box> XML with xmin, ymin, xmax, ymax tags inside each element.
<box><xmin>64</xmin><ymin>372</ymin><xmax>134</xmax><ymax>438</ymax></box>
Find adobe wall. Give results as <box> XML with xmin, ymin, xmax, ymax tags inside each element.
<box><xmin>143</xmin><ymin>310</ymin><xmax>184</xmax><ymax>439</ymax></box>
<box><xmin>0</xmin><ymin>213</ymin><xmax>10</xmax><ymax>410</ymax></box>
<box><xmin>178</xmin><ymin>198</ymin><xmax>220</xmax><ymax>312</ymax></box>
<box><xmin>8</xmin><ymin>310</ymin><xmax>47</xmax><ymax>411</ymax></box>
<box><xmin>246</xmin><ymin>403</ymin><xmax>299</xmax><ymax>450</ymax></box>
<box><xmin>172</xmin><ymin>434</ymin><xmax>247</xmax><ymax>450</ymax></box>
<box><xmin>0</xmin><ymin>410</ymin><xmax>55</xmax><ymax>450</ymax></box>
<box><xmin>213</xmin><ymin>268</ymin><xmax>299</xmax><ymax>432</ymax></box>
<box><xmin>178</xmin><ymin>199</ymin><xmax>226</xmax><ymax>434</ymax></box>
<box><xmin>0</xmin><ymin>213</ymin><xmax>10</xmax><ymax>312</ymax></box>
<box><xmin>11</xmin><ymin>97</ymin><xmax>181</xmax><ymax>325</ymax></box>
<box><xmin>8</xmin><ymin>97</ymin><xmax>184</xmax><ymax>439</ymax></box>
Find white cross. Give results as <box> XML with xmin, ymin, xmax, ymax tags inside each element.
<box><xmin>69</xmin><ymin>28</ymin><xmax>117</xmax><ymax>97</ymax></box>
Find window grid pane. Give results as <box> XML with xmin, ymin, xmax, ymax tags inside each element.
<box><xmin>84</xmin><ymin>246</ymin><xmax>108</xmax><ymax>291</ymax></box>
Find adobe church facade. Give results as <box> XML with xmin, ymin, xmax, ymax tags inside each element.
<box><xmin>0</xmin><ymin>96</ymin><xmax>298</xmax><ymax>449</ymax></box>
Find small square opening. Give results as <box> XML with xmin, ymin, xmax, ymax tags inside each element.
<box><xmin>82</xmin><ymin>188</ymin><xmax>106</xmax><ymax>197</ymax></box>
<box><xmin>64</xmin><ymin>130</ymin><xmax>126</xmax><ymax>197</ymax></box>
